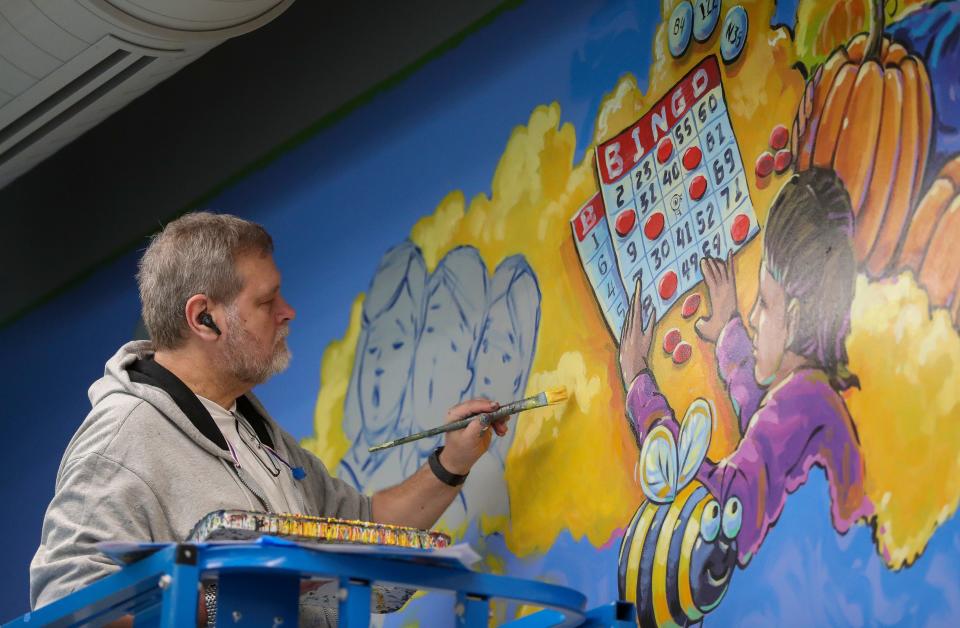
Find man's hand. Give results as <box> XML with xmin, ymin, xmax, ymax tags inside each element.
<box><xmin>619</xmin><ymin>278</ymin><xmax>656</xmax><ymax>388</ymax></box>
<box><xmin>695</xmin><ymin>253</ymin><xmax>739</xmax><ymax>344</ymax></box>
<box><xmin>439</xmin><ymin>398</ymin><xmax>503</xmax><ymax>475</ymax></box>
<box><xmin>371</xmin><ymin>398</ymin><xmax>506</xmax><ymax>528</ymax></box>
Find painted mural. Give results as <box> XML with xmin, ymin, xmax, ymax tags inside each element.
<box><xmin>302</xmin><ymin>0</ymin><xmax>960</xmax><ymax>624</ymax></box>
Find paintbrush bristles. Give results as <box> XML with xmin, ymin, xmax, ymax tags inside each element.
<box><xmin>545</xmin><ymin>386</ymin><xmax>569</xmax><ymax>404</ymax></box>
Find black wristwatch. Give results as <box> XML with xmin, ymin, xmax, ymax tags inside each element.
<box><xmin>428</xmin><ymin>446</ymin><xmax>468</xmax><ymax>487</ymax></box>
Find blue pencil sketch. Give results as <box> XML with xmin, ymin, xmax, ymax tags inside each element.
<box><xmin>337</xmin><ymin>241</ymin><xmax>541</xmax><ymax>529</ymax></box>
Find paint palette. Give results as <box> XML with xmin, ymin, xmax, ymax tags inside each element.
<box><xmin>573</xmin><ymin>55</ymin><xmax>759</xmax><ymax>338</ymax></box>
<box><xmin>188</xmin><ymin>510</ymin><xmax>451</xmax><ymax>614</ymax></box>
<box><xmin>188</xmin><ymin>510</ymin><xmax>451</xmax><ymax>548</ymax></box>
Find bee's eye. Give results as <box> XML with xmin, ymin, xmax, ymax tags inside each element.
<box><xmin>700</xmin><ymin>500</ymin><xmax>721</xmax><ymax>542</ymax></box>
<box><xmin>722</xmin><ymin>496</ymin><xmax>743</xmax><ymax>539</ymax></box>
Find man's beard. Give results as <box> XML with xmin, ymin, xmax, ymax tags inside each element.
<box><xmin>222</xmin><ymin>306</ymin><xmax>291</xmax><ymax>385</ymax></box>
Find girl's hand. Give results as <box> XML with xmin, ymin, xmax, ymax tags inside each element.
<box><xmin>619</xmin><ymin>278</ymin><xmax>656</xmax><ymax>388</ymax></box>
<box><xmin>695</xmin><ymin>252</ymin><xmax>739</xmax><ymax>344</ymax></box>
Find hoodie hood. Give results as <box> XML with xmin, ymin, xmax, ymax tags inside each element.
<box><xmin>89</xmin><ymin>340</ymin><xmax>276</xmax><ymax>462</ymax></box>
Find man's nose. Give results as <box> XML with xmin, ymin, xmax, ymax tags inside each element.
<box><xmin>278</xmin><ymin>295</ymin><xmax>296</xmax><ymax>322</ymax></box>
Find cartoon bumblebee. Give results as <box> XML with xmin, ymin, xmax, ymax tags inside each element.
<box><xmin>618</xmin><ymin>398</ymin><xmax>741</xmax><ymax>627</ymax></box>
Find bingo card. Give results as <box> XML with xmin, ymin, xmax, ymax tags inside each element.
<box><xmin>579</xmin><ymin>55</ymin><xmax>760</xmax><ymax>340</ymax></box>
<box><xmin>571</xmin><ymin>193</ymin><xmax>630</xmax><ymax>335</ymax></box>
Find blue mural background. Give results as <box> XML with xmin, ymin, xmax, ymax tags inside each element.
<box><xmin>2</xmin><ymin>0</ymin><xmax>959</xmax><ymax>624</ymax></box>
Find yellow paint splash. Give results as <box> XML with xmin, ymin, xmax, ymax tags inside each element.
<box><xmin>306</xmin><ymin>0</ymin><xmax>960</xmax><ymax>569</ymax></box>
<box><xmin>302</xmin><ymin>295</ymin><xmax>363</xmax><ymax>468</ymax></box>
<box><xmin>847</xmin><ymin>274</ymin><xmax>960</xmax><ymax>568</ymax></box>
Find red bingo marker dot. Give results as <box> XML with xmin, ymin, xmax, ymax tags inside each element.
<box><xmin>769</xmin><ymin>124</ymin><xmax>789</xmax><ymax>150</ymax></box>
<box><xmin>689</xmin><ymin>174</ymin><xmax>707</xmax><ymax>201</ymax></box>
<box><xmin>774</xmin><ymin>149</ymin><xmax>793</xmax><ymax>173</ymax></box>
<box><xmin>672</xmin><ymin>341</ymin><xmax>693</xmax><ymax>365</ymax></box>
<box><xmin>657</xmin><ymin>137</ymin><xmax>673</xmax><ymax>164</ymax></box>
<box><xmin>731</xmin><ymin>214</ymin><xmax>750</xmax><ymax>244</ymax></box>
<box><xmin>615</xmin><ymin>209</ymin><xmax>637</xmax><ymax>237</ymax></box>
<box><xmin>644</xmin><ymin>212</ymin><xmax>665</xmax><ymax>240</ymax></box>
<box><xmin>755</xmin><ymin>151</ymin><xmax>774</xmax><ymax>178</ymax></box>
<box><xmin>659</xmin><ymin>270</ymin><xmax>678</xmax><ymax>300</ymax></box>
<box><xmin>663</xmin><ymin>328</ymin><xmax>682</xmax><ymax>354</ymax></box>
<box><xmin>682</xmin><ymin>145</ymin><xmax>702</xmax><ymax>170</ymax></box>
<box><xmin>681</xmin><ymin>293</ymin><xmax>701</xmax><ymax>318</ymax></box>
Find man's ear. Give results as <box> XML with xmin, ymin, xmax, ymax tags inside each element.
<box><xmin>184</xmin><ymin>294</ymin><xmax>219</xmax><ymax>340</ymax></box>
<box><xmin>785</xmin><ymin>297</ymin><xmax>801</xmax><ymax>350</ymax></box>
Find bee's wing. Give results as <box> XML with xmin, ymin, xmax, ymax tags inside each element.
<box><xmin>677</xmin><ymin>397</ymin><xmax>714</xmax><ymax>489</ymax></box>
<box><xmin>639</xmin><ymin>424</ymin><xmax>679</xmax><ymax>503</ymax></box>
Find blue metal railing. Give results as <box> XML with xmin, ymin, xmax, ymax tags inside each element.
<box><xmin>6</xmin><ymin>541</ymin><xmax>637</xmax><ymax>627</ymax></box>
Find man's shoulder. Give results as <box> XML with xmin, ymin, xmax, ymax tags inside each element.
<box><xmin>66</xmin><ymin>392</ymin><xmax>174</xmax><ymax>463</ymax></box>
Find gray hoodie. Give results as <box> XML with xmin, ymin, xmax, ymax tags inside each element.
<box><xmin>30</xmin><ymin>340</ymin><xmax>371</xmax><ymax>612</ymax></box>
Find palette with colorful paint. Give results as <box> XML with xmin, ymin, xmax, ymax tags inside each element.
<box><xmin>188</xmin><ymin>510</ymin><xmax>452</xmax><ymax>614</ymax></box>
<box><xmin>188</xmin><ymin>510</ymin><xmax>451</xmax><ymax>548</ymax></box>
<box><xmin>586</xmin><ymin>55</ymin><xmax>760</xmax><ymax>333</ymax></box>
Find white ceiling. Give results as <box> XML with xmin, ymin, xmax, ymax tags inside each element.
<box><xmin>0</xmin><ymin>0</ymin><xmax>508</xmax><ymax>324</ymax></box>
<box><xmin>0</xmin><ymin>0</ymin><xmax>293</xmax><ymax>188</ymax></box>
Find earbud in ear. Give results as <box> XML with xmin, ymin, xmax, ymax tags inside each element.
<box><xmin>198</xmin><ymin>312</ymin><xmax>222</xmax><ymax>336</ymax></box>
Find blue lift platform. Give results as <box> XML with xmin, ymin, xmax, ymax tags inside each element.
<box><xmin>5</xmin><ymin>539</ymin><xmax>636</xmax><ymax>626</ymax></box>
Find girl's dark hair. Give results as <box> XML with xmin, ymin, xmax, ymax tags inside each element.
<box><xmin>764</xmin><ymin>168</ymin><xmax>859</xmax><ymax>391</ymax></box>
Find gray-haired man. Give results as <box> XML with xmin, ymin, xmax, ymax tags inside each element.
<box><xmin>30</xmin><ymin>212</ymin><xmax>507</xmax><ymax>624</ymax></box>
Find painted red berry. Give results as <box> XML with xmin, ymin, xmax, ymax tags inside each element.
<box><xmin>681</xmin><ymin>293</ymin><xmax>701</xmax><ymax>318</ymax></box>
<box><xmin>755</xmin><ymin>151</ymin><xmax>774</xmax><ymax>178</ymax></box>
<box><xmin>644</xmin><ymin>212</ymin><xmax>665</xmax><ymax>240</ymax></box>
<box><xmin>663</xmin><ymin>328</ymin><xmax>682</xmax><ymax>354</ymax></box>
<box><xmin>615</xmin><ymin>209</ymin><xmax>637</xmax><ymax>237</ymax></box>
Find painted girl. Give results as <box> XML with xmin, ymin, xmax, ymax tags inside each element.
<box><xmin>618</xmin><ymin>167</ymin><xmax>874</xmax><ymax>566</ymax></box>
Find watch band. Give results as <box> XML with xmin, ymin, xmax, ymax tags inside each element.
<box><xmin>428</xmin><ymin>446</ymin><xmax>468</xmax><ymax>487</ymax></box>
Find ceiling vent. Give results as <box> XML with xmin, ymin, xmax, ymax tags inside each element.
<box><xmin>0</xmin><ymin>0</ymin><xmax>293</xmax><ymax>189</ymax></box>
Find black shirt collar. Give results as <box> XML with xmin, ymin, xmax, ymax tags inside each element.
<box><xmin>127</xmin><ymin>357</ymin><xmax>275</xmax><ymax>451</ymax></box>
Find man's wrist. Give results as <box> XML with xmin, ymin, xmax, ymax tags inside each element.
<box><xmin>430</xmin><ymin>447</ymin><xmax>469</xmax><ymax>486</ymax></box>
<box><xmin>438</xmin><ymin>445</ymin><xmax>472</xmax><ymax>475</ymax></box>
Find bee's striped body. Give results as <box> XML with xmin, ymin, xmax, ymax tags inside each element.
<box><xmin>618</xmin><ymin>482</ymin><xmax>721</xmax><ymax>627</ymax></box>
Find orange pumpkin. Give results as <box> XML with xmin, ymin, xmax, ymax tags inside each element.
<box><xmin>896</xmin><ymin>154</ymin><xmax>960</xmax><ymax>327</ymax></box>
<box><xmin>790</xmin><ymin>0</ymin><xmax>933</xmax><ymax>278</ymax></box>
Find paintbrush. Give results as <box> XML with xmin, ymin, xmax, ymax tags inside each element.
<box><xmin>368</xmin><ymin>386</ymin><xmax>569</xmax><ymax>453</ymax></box>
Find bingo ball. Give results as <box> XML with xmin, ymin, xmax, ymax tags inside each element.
<box><xmin>693</xmin><ymin>0</ymin><xmax>721</xmax><ymax>42</ymax></box>
<box><xmin>720</xmin><ymin>6</ymin><xmax>748</xmax><ymax>64</ymax></box>
<box><xmin>669</xmin><ymin>2</ymin><xmax>694</xmax><ymax>58</ymax></box>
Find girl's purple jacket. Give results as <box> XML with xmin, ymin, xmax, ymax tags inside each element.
<box><xmin>625</xmin><ymin>317</ymin><xmax>873</xmax><ymax>565</ymax></box>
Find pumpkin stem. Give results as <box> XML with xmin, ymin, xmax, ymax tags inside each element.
<box><xmin>864</xmin><ymin>0</ymin><xmax>885</xmax><ymax>61</ymax></box>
